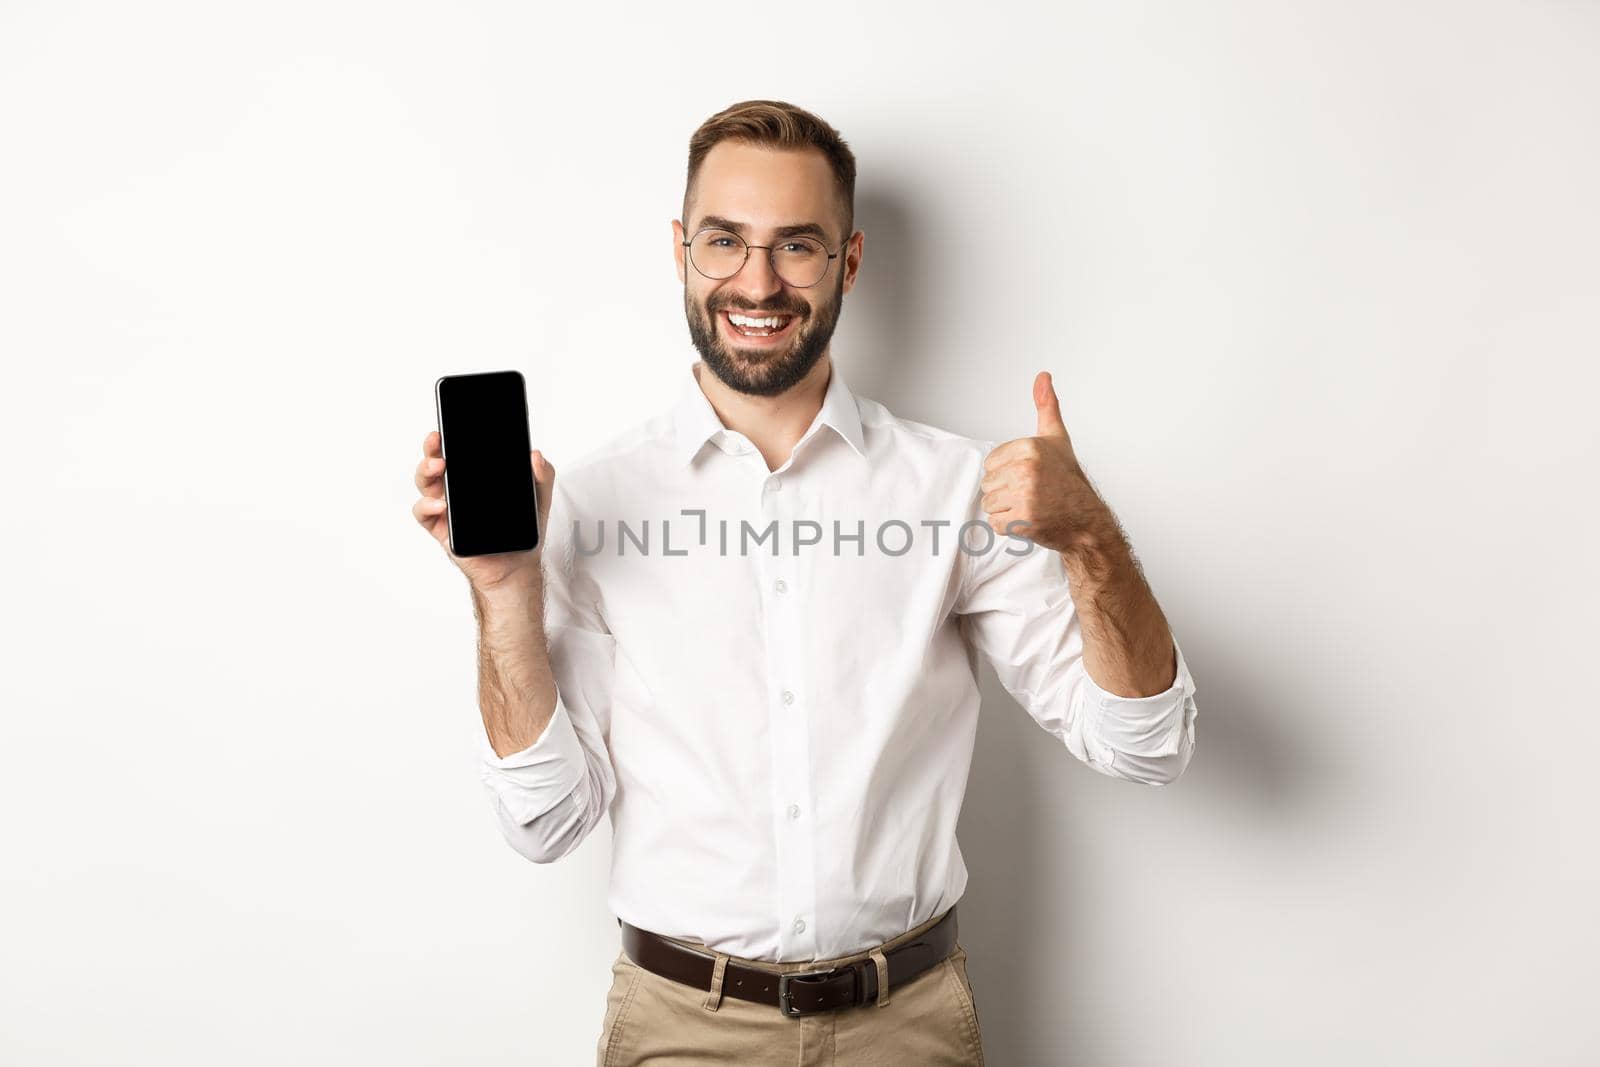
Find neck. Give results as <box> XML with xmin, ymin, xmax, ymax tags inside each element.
<box><xmin>693</xmin><ymin>353</ymin><xmax>832</xmax><ymax>473</ymax></box>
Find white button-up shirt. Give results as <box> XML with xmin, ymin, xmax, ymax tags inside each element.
<box><xmin>479</xmin><ymin>359</ymin><xmax>1199</xmax><ymax>962</ymax></box>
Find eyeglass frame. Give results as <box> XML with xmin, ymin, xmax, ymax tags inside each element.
<box><xmin>680</xmin><ymin>225</ymin><xmax>850</xmax><ymax>289</ymax></box>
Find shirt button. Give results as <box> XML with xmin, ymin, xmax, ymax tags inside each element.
<box><xmin>774</xmin><ymin>578</ymin><xmax>787</xmax><ymax>593</ymax></box>
<box><xmin>781</xmin><ymin>689</ymin><xmax>795</xmax><ymax>705</ymax></box>
<box><xmin>787</xmin><ymin>803</ymin><xmax>801</xmax><ymax>820</ymax></box>
<box><xmin>768</xmin><ymin>476</ymin><xmax>783</xmax><ymax>492</ymax></box>
<box><xmin>792</xmin><ymin>917</ymin><xmax>806</xmax><ymax>935</ymax></box>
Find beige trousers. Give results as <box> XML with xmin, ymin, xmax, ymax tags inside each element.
<box><xmin>595</xmin><ymin>907</ymin><xmax>984</xmax><ymax>1066</ymax></box>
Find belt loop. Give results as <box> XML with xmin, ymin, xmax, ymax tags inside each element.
<box><xmin>870</xmin><ymin>949</ymin><xmax>891</xmax><ymax>1006</ymax></box>
<box><xmin>702</xmin><ymin>952</ymin><xmax>731</xmax><ymax>1012</ymax></box>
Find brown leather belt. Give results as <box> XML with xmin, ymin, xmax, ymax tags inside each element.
<box><xmin>618</xmin><ymin>906</ymin><xmax>958</xmax><ymax>1018</ymax></box>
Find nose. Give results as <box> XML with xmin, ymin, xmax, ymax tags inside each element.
<box><xmin>727</xmin><ymin>246</ymin><xmax>785</xmax><ymax>303</ymax></box>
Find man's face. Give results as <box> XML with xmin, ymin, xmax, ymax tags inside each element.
<box><xmin>674</xmin><ymin>141</ymin><xmax>861</xmax><ymax>397</ymax></box>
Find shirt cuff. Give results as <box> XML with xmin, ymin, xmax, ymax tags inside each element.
<box><xmin>478</xmin><ymin>693</ymin><xmax>589</xmax><ymax>824</ymax></box>
<box><xmin>1080</xmin><ymin>637</ymin><xmax>1198</xmax><ymax>762</ymax></box>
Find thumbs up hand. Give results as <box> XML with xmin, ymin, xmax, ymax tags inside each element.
<box><xmin>980</xmin><ymin>371</ymin><xmax>1109</xmax><ymax>554</ymax></box>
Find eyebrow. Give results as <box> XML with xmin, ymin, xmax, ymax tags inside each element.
<box><xmin>694</xmin><ymin>215</ymin><xmax>833</xmax><ymax>243</ymax></box>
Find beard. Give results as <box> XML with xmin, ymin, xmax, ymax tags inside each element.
<box><xmin>684</xmin><ymin>268</ymin><xmax>845</xmax><ymax>398</ymax></box>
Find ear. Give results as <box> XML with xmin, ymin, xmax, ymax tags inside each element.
<box><xmin>672</xmin><ymin>219</ymin><xmax>687</xmax><ymax>284</ymax></box>
<box><xmin>841</xmin><ymin>230</ymin><xmax>864</xmax><ymax>297</ymax></box>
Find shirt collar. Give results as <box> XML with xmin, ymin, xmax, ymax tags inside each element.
<box><xmin>671</xmin><ymin>359</ymin><xmax>867</xmax><ymax>468</ymax></box>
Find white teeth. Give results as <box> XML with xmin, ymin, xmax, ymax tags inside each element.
<box><xmin>727</xmin><ymin>312</ymin><xmax>788</xmax><ymax>329</ymax></box>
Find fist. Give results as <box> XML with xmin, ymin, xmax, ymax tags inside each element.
<box><xmin>411</xmin><ymin>429</ymin><xmax>556</xmax><ymax>592</ymax></box>
<box><xmin>979</xmin><ymin>371</ymin><xmax>1102</xmax><ymax>552</ymax></box>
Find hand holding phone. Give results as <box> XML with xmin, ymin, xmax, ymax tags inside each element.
<box><xmin>414</xmin><ymin>370</ymin><xmax>554</xmax><ymax>592</ymax></box>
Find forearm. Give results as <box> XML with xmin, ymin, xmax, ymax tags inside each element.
<box><xmin>471</xmin><ymin>571</ymin><xmax>559</xmax><ymax>759</ymax></box>
<box><xmin>1059</xmin><ymin>507</ymin><xmax>1176</xmax><ymax>698</ymax></box>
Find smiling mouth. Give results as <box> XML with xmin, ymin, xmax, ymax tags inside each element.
<box><xmin>719</xmin><ymin>308</ymin><xmax>800</xmax><ymax>342</ymax></box>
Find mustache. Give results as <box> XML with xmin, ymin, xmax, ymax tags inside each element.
<box><xmin>709</xmin><ymin>296</ymin><xmax>809</xmax><ymax>318</ymax></box>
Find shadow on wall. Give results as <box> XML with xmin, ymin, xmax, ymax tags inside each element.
<box><xmin>838</xmin><ymin>183</ymin><xmax>932</xmax><ymax>416</ymax></box>
<box><xmin>1157</xmin><ymin>605</ymin><xmax>1317</xmax><ymax>814</ymax></box>
<box><xmin>955</xmin><ymin>617</ymin><xmax>1318</xmax><ymax>1064</ymax></box>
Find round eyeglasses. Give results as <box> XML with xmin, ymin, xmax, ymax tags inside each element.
<box><xmin>682</xmin><ymin>228</ymin><xmax>845</xmax><ymax>289</ymax></box>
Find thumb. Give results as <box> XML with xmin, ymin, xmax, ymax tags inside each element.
<box><xmin>1034</xmin><ymin>371</ymin><xmax>1067</xmax><ymax>438</ymax></box>
<box><xmin>531</xmin><ymin>449</ymin><xmax>557</xmax><ymax>496</ymax></box>
<box><xmin>531</xmin><ymin>450</ymin><xmax>557</xmax><ymax>539</ymax></box>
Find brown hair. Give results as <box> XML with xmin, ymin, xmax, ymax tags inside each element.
<box><xmin>684</xmin><ymin>100</ymin><xmax>857</xmax><ymax>241</ymax></box>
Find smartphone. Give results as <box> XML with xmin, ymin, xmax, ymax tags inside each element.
<box><xmin>433</xmin><ymin>370</ymin><xmax>540</xmax><ymax>557</ymax></box>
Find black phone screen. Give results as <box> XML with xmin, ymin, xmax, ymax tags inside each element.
<box><xmin>434</xmin><ymin>370</ymin><xmax>539</xmax><ymax>557</ymax></box>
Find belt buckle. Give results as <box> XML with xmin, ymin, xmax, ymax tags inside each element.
<box><xmin>777</xmin><ymin>967</ymin><xmax>851</xmax><ymax>1017</ymax></box>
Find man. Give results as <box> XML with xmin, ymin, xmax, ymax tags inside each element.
<box><xmin>411</xmin><ymin>100</ymin><xmax>1198</xmax><ymax>1066</ymax></box>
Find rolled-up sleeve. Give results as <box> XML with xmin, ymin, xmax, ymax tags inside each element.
<box><xmin>478</xmin><ymin>477</ymin><xmax>619</xmax><ymax>861</ymax></box>
<box><xmin>1076</xmin><ymin>636</ymin><xmax>1198</xmax><ymax>785</ymax></box>
<box><xmin>479</xmin><ymin>693</ymin><xmax>588</xmax><ymax>819</ymax></box>
<box><xmin>954</xmin><ymin>446</ymin><xmax>1198</xmax><ymax>785</ymax></box>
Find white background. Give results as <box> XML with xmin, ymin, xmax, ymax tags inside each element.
<box><xmin>3</xmin><ymin>2</ymin><xmax>1596</xmax><ymax>1064</ymax></box>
